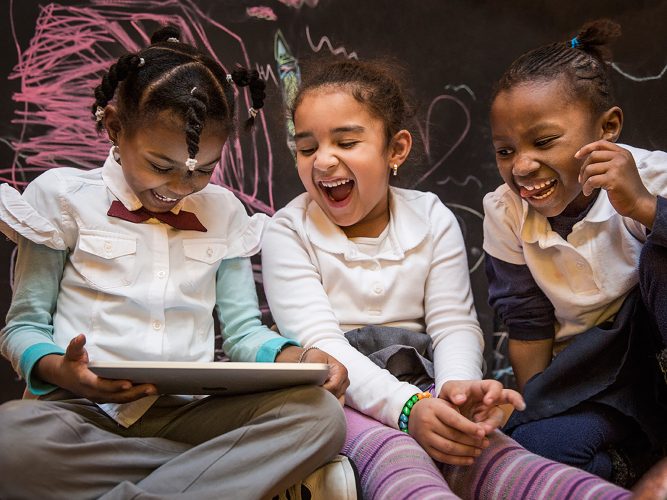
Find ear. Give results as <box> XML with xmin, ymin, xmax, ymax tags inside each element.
<box><xmin>388</xmin><ymin>129</ymin><xmax>413</xmax><ymax>171</ymax></box>
<box><xmin>599</xmin><ymin>106</ymin><xmax>623</xmax><ymax>143</ymax></box>
<box><xmin>102</xmin><ymin>105</ymin><xmax>123</xmax><ymax>143</ymax></box>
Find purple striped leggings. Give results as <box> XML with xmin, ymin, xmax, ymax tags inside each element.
<box><xmin>342</xmin><ymin>406</ymin><xmax>630</xmax><ymax>500</ymax></box>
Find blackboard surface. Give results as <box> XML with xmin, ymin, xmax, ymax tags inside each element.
<box><xmin>1</xmin><ymin>0</ymin><xmax>666</xmax><ymax>402</ymax></box>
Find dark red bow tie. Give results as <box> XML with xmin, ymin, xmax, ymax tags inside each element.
<box><xmin>108</xmin><ymin>200</ymin><xmax>207</xmax><ymax>232</ymax></box>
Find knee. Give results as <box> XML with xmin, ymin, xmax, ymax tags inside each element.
<box><xmin>0</xmin><ymin>401</ymin><xmax>46</xmax><ymax>475</ymax></box>
<box><xmin>295</xmin><ymin>386</ymin><xmax>346</xmax><ymax>453</ymax></box>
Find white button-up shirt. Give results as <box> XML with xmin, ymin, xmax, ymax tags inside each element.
<box><xmin>0</xmin><ymin>149</ymin><xmax>276</xmax><ymax>426</ymax></box>
<box><xmin>262</xmin><ymin>187</ymin><xmax>484</xmax><ymax>428</ymax></box>
<box><xmin>483</xmin><ymin>145</ymin><xmax>667</xmax><ymax>341</ymax></box>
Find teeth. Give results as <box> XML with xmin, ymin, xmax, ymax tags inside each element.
<box><xmin>154</xmin><ymin>192</ymin><xmax>178</xmax><ymax>202</ymax></box>
<box><xmin>320</xmin><ymin>179</ymin><xmax>351</xmax><ymax>188</ymax></box>
<box><xmin>531</xmin><ymin>185</ymin><xmax>556</xmax><ymax>200</ymax></box>
<box><xmin>521</xmin><ymin>179</ymin><xmax>556</xmax><ymax>191</ymax></box>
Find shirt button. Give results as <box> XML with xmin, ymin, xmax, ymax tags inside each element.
<box><xmin>206</xmin><ymin>247</ymin><xmax>214</xmax><ymax>257</ymax></box>
<box><xmin>373</xmin><ymin>283</ymin><xmax>384</xmax><ymax>294</ymax></box>
<box><xmin>576</xmin><ymin>261</ymin><xmax>585</xmax><ymax>270</ymax></box>
<box><xmin>157</xmin><ymin>270</ymin><xmax>166</xmax><ymax>279</ymax></box>
<box><xmin>152</xmin><ymin>320</ymin><xmax>162</xmax><ymax>330</ymax></box>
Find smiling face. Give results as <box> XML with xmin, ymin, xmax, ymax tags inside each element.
<box><xmin>110</xmin><ymin>109</ymin><xmax>227</xmax><ymax>213</ymax></box>
<box><xmin>294</xmin><ymin>89</ymin><xmax>410</xmax><ymax>237</ymax></box>
<box><xmin>490</xmin><ymin>77</ymin><xmax>612</xmax><ymax>218</ymax></box>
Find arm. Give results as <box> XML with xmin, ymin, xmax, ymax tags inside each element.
<box><xmin>215</xmin><ymin>256</ymin><xmax>349</xmax><ymax>399</ymax></box>
<box><xmin>2</xmin><ymin>237</ymin><xmax>151</xmax><ymax>402</ymax></box>
<box><xmin>261</xmin><ymin>214</ymin><xmax>419</xmax><ymax>428</ymax></box>
<box><xmin>484</xmin><ymin>253</ymin><xmax>555</xmax><ymax>391</ymax></box>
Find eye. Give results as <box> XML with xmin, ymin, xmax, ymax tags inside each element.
<box><xmin>296</xmin><ymin>147</ymin><xmax>316</xmax><ymax>157</ymax></box>
<box><xmin>196</xmin><ymin>169</ymin><xmax>215</xmax><ymax>176</ymax></box>
<box><xmin>535</xmin><ymin>136</ymin><xmax>557</xmax><ymax>147</ymax></box>
<box><xmin>339</xmin><ymin>141</ymin><xmax>358</xmax><ymax>149</ymax></box>
<box><xmin>495</xmin><ymin>147</ymin><xmax>514</xmax><ymax>158</ymax></box>
<box><xmin>150</xmin><ymin>163</ymin><xmax>172</xmax><ymax>174</ymax></box>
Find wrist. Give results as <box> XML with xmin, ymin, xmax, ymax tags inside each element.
<box><xmin>398</xmin><ymin>392</ymin><xmax>432</xmax><ymax>433</ymax></box>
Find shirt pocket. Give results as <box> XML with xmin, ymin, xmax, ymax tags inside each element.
<box><xmin>73</xmin><ymin>230</ymin><xmax>138</xmax><ymax>289</ymax></box>
<box><xmin>182</xmin><ymin>239</ymin><xmax>227</xmax><ymax>291</ymax></box>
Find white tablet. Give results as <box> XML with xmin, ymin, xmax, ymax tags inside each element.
<box><xmin>88</xmin><ymin>361</ymin><xmax>329</xmax><ymax>395</ymax></box>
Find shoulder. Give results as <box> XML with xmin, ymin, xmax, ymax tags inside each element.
<box><xmin>621</xmin><ymin>144</ymin><xmax>667</xmax><ymax>194</ymax></box>
<box><xmin>392</xmin><ymin>187</ymin><xmax>454</xmax><ymax>220</ymax></box>
<box><xmin>482</xmin><ymin>184</ymin><xmax>523</xmax><ymax>222</ymax></box>
<box><xmin>25</xmin><ymin>167</ymin><xmax>103</xmax><ymax>198</ymax></box>
<box><xmin>268</xmin><ymin>192</ymin><xmax>310</xmax><ymax>230</ymax></box>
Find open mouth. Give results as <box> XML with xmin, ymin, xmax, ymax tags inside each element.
<box><xmin>519</xmin><ymin>179</ymin><xmax>557</xmax><ymax>200</ymax></box>
<box><xmin>152</xmin><ymin>190</ymin><xmax>179</xmax><ymax>203</ymax></box>
<box><xmin>319</xmin><ymin>179</ymin><xmax>354</xmax><ymax>203</ymax></box>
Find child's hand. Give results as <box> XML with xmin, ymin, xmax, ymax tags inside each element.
<box><xmin>576</xmin><ymin>141</ymin><xmax>657</xmax><ymax>228</ymax></box>
<box><xmin>439</xmin><ymin>379</ymin><xmax>526</xmax><ymax>434</ymax></box>
<box><xmin>409</xmin><ymin>396</ymin><xmax>488</xmax><ymax>465</ymax></box>
<box><xmin>275</xmin><ymin>346</ymin><xmax>350</xmax><ymax>404</ymax></box>
<box><xmin>37</xmin><ymin>334</ymin><xmax>157</xmax><ymax>403</ymax></box>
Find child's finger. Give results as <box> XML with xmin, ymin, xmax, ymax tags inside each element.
<box><xmin>435</xmin><ymin>403</ymin><xmax>485</xmax><ymax>439</ymax></box>
<box><xmin>64</xmin><ymin>334</ymin><xmax>88</xmax><ymax>361</ymax></box>
<box><xmin>426</xmin><ymin>431</ymin><xmax>484</xmax><ymax>460</ymax></box>
<box><xmin>493</xmin><ymin>389</ymin><xmax>526</xmax><ymax>411</ymax></box>
<box><xmin>574</xmin><ymin>139</ymin><xmax>620</xmax><ymax>159</ymax></box>
<box><xmin>439</xmin><ymin>380</ymin><xmax>470</xmax><ymax>405</ymax></box>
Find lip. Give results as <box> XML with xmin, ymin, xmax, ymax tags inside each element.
<box><xmin>149</xmin><ymin>189</ymin><xmax>181</xmax><ymax>210</ymax></box>
<box><xmin>517</xmin><ymin>178</ymin><xmax>558</xmax><ymax>200</ymax></box>
<box><xmin>316</xmin><ymin>177</ymin><xmax>354</xmax><ymax>208</ymax></box>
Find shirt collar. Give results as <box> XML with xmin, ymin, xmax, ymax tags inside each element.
<box><xmin>101</xmin><ymin>148</ymin><xmax>186</xmax><ymax>214</ymax></box>
<box><xmin>304</xmin><ymin>187</ymin><xmax>429</xmax><ymax>261</ymax></box>
<box><xmin>520</xmin><ymin>188</ymin><xmax>617</xmax><ymax>244</ymax></box>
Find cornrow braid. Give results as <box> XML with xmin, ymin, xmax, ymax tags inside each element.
<box><xmin>91</xmin><ymin>53</ymin><xmax>144</xmax><ymax>131</ymax></box>
<box><xmin>91</xmin><ymin>25</ymin><xmax>265</xmax><ymax>164</ymax></box>
<box><xmin>493</xmin><ymin>19</ymin><xmax>622</xmax><ymax>114</ymax></box>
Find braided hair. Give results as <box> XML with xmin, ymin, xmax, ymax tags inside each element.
<box><xmin>92</xmin><ymin>26</ymin><xmax>266</xmax><ymax>163</ymax></box>
<box><xmin>493</xmin><ymin>19</ymin><xmax>621</xmax><ymax>114</ymax></box>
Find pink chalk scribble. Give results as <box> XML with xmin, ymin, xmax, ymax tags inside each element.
<box><xmin>305</xmin><ymin>26</ymin><xmax>358</xmax><ymax>59</ymax></box>
<box><xmin>278</xmin><ymin>0</ymin><xmax>320</xmax><ymax>8</ymax></box>
<box><xmin>6</xmin><ymin>0</ymin><xmax>277</xmax><ymax>214</ymax></box>
<box><xmin>246</xmin><ymin>6</ymin><xmax>278</xmax><ymax>21</ymax></box>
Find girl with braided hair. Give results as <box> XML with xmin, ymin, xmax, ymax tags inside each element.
<box><xmin>0</xmin><ymin>26</ymin><xmax>351</xmax><ymax>499</ymax></box>
<box><xmin>484</xmin><ymin>18</ymin><xmax>667</xmax><ymax>485</ymax></box>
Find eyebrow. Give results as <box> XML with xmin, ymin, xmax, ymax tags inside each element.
<box><xmin>147</xmin><ymin>152</ymin><xmax>219</xmax><ymax>168</ymax></box>
<box><xmin>294</xmin><ymin>125</ymin><xmax>366</xmax><ymax>140</ymax></box>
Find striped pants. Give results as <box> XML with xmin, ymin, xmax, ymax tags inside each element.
<box><xmin>342</xmin><ymin>407</ymin><xmax>630</xmax><ymax>500</ymax></box>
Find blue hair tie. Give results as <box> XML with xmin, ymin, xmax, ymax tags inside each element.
<box><xmin>570</xmin><ymin>37</ymin><xmax>581</xmax><ymax>49</ymax></box>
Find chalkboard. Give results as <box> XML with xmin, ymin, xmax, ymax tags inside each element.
<box><xmin>1</xmin><ymin>0</ymin><xmax>666</xmax><ymax>402</ymax></box>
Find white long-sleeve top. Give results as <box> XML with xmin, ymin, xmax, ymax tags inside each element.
<box><xmin>262</xmin><ymin>187</ymin><xmax>484</xmax><ymax>428</ymax></box>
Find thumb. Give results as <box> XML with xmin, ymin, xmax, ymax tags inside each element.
<box><xmin>65</xmin><ymin>334</ymin><xmax>88</xmax><ymax>361</ymax></box>
<box><xmin>440</xmin><ymin>381</ymin><xmax>468</xmax><ymax>405</ymax></box>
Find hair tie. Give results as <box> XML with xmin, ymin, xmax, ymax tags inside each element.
<box><xmin>190</xmin><ymin>86</ymin><xmax>197</xmax><ymax>95</ymax></box>
<box><xmin>226</xmin><ymin>74</ymin><xmax>234</xmax><ymax>84</ymax></box>
<box><xmin>95</xmin><ymin>106</ymin><xmax>105</xmax><ymax>122</ymax></box>
<box><xmin>185</xmin><ymin>158</ymin><xmax>197</xmax><ymax>171</ymax></box>
<box><xmin>570</xmin><ymin>37</ymin><xmax>581</xmax><ymax>49</ymax></box>
<box><xmin>137</xmin><ymin>57</ymin><xmax>145</xmax><ymax>68</ymax></box>
<box><xmin>167</xmin><ymin>37</ymin><xmax>180</xmax><ymax>43</ymax></box>
<box><xmin>248</xmin><ymin>107</ymin><xmax>258</xmax><ymax>119</ymax></box>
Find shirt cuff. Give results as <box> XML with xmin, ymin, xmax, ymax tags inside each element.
<box><xmin>507</xmin><ymin>325</ymin><xmax>554</xmax><ymax>341</ymax></box>
<box><xmin>20</xmin><ymin>343</ymin><xmax>65</xmax><ymax>395</ymax></box>
<box><xmin>255</xmin><ymin>337</ymin><xmax>300</xmax><ymax>362</ymax></box>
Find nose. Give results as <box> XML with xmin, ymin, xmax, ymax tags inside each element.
<box><xmin>312</xmin><ymin>148</ymin><xmax>338</xmax><ymax>172</ymax></box>
<box><xmin>512</xmin><ymin>153</ymin><xmax>540</xmax><ymax>177</ymax></box>
<box><xmin>166</xmin><ymin>173</ymin><xmax>196</xmax><ymax>197</ymax></box>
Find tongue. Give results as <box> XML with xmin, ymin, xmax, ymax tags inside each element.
<box><xmin>520</xmin><ymin>182</ymin><xmax>554</xmax><ymax>198</ymax></box>
<box><xmin>328</xmin><ymin>182</ymin><xmax>353</xmax><ymax>202</ymax></box>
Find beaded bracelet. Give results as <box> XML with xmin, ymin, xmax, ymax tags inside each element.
<box><xmin>398</xmin><ymin>392</ymin><xmax>432</xmax><ymax>433</ymax></box>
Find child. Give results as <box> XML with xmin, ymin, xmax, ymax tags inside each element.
<box><xmin>484</xmin><ymin>19</ymin><xmax>667</xmax><ymax>486</ymax></box>
<box><xmin>261</xmin><ymin>57</ymin><xmax>632</xmax><ymax>499</ymax></box>
<box><xmin>0</xmin><ymin>26</ymin><xmax>349</xmax><ymax>499</ymax></box>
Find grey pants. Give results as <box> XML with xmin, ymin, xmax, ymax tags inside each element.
<box><xmin>0</xmin><ymin>385</ymin><xmax>345</xmax><ymax>500</ymax></box>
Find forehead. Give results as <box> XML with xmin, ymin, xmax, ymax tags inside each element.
<box><xmin>294</xmin><ymin>88</ymin><xmax>383</xmax><ymax>130</ymax></box>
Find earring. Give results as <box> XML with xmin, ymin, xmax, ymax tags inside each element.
<box><xmin>112</xmin><ymin>145</ymin><xmax>121</xmax><ymax>163</ymax></box>
<box><xmin>392</xmin><ymin>163</ymin><xmax>398</xmax><ymax>176</ymax></box>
